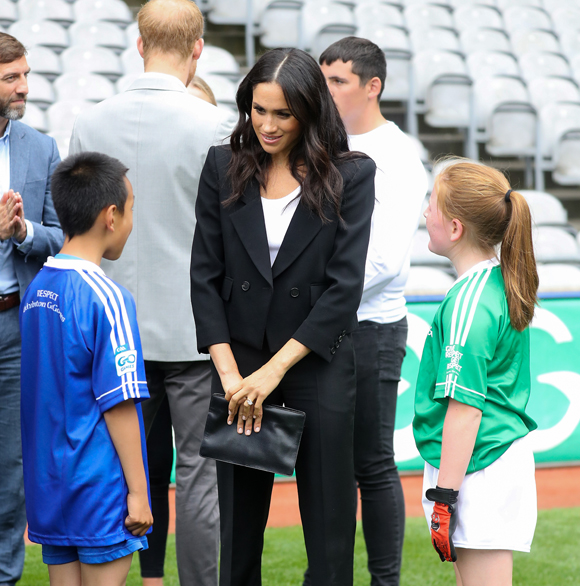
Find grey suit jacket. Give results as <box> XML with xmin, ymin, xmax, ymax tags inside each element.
<box><xmin>9</xmin><ymin>121</ymin><xmax>64</xmax><ymax>297</ymax></box>
<box><xmin>70</xmin><ymin>74</ymin><xmax>234</xmax><ymax>362</ymax></box>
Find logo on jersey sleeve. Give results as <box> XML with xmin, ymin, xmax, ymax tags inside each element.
<box><xmin>115</xmin><ymin>345</ymin><xmax>137</xmax><ymax>376</ymax></box>
<box><xmin>445</xmin><ymin>344</ymin><xmax>463</xmax><ymax>372</ymax></box>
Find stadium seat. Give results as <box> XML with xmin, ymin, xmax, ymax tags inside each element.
<box><xmin>496</xmin><ymin>0</ymin><xmax>542</xmax><ymax>7</ymax></box>
<box><xmin>539</xmin><ymin>101</ymin><xmax>580</xmax><ymax>158</ymax></box>
<box><xmin>473</xmin><ymin>74</ymin><xmax>530</xmax><ymax>129</ymax></box>
<box><xmin>26</xmin><ymin>72</ymin><xmax>55</xmax><ymax>108</ymax></box>
<box><xmin>73</xmin><ymin>0</ymin><xmax>133</xmax><ymax>27</ymax></box>
<box><xmin>53</xmin><ymin>72</ymin><xmax>116</xmax><ymax>102</ymax></box>
<box><xmin>68</xmin><ymin>21</ymin><xmax>127</xmax><ymax>53</ymax></box>
<box><xmin>449</xmin><ymin>0</ymin><xmax>495</xmax><ymax>7</ymax></box>
<box><xmin>510</xmin><ymin>29</ymin><xmax>560</xmax><ymax>57</ymax></box>
<box><xmin>543</xmin><ymin>0</ymin><xmax>579</xmax><ymax>13</ymax></box>
<box><xmin>116</xmin><ymin>73</ymin><xmax>139</xmax><ymax>93</ymax></box>
<box><xmin>460</xmin><ymin>28</ymin><xmax>511</xmax><ymax>54</ymax></box>
<box><xmin>537</xmin><ymin>264</ymin><xmax>580</xmax><ymax>293</ymax></box>
<box><xmin>46</xmin><ymin>99</ymin><xmax>94</xmax><ymax>133</ymax></box>
<box><xmin>533</xmin><ymin>226</ymin><xmax>580</xmax><ymax>264</ymax></box>
<box><xmin>520</xmin><ymin>189</ymin><xmax>569</xmax><ymax>226</ymax></box>
<box><xmin>560</xmin><ymin>30</ymin><xmax>580</xmax><ymax>61</ymax></box>
<box><xmin>21</xmin><ymin>102</ymin><xmax>47</xmax><ymax>132</ymax></box>
<box><xmin>570</xmin><ymin>54</ymin><xmax>580</xmax><ymax>87</ymax></box>
<box><xmin>454</xmin><ymin>5</ymin><xmax>503</xmax><ymax>31</ymax></box>
<box><xmin>518</xmin><ymin>52</ymin><xmax>571</xmax><ymax>83</ymax></box>
<box><xmin>358</xmin><ymin>23</ymin><xmax>410</xmax><ymax>52</ymax></box>
<box><xmin>403</xmin><ymin>0</ymin><xmax>452</xmax><ymax>7</ymax></box>
<box><xmin>552</xmin><ymin>131</ymin><xmax>580</xmax><ymax>186</ymax></box>
<box><xmin>61</xmin><ymin>46</ymin><xmax>123</xmax><ymax>80</ymax></box>
<box><xmin>550</xmin><ymin>7</ymin><xmax>580</xmax><ymax>37</ymax></box>
<box><xmin>207</xmin><ymin>0</ymin><xmax>270</xmax><ymax>26</ymax></box>
<box><xmin>528</xmin><ymin>77</ymin><xmax>580</xmax><ymax>112</ymax></box>
<box><xmin>410</xmin><ymin>27</ymin><xmax>460</xmax><ymax>54</ymax></box>
<box><xmin>259</xmin><ymin>1</ymin><xmax>302</xmax><ymax>48</ymax></box>
<box><xmin>502</xmin><ymin>6</ymin><xmax>552</xmax><ymax>34</ymax></box>
<box><xmin>9</xmin><ymin>20</ymin><xmax>69</xmax><ymax>52</ymax></box>
<box><xmin>486</xmin><ymin>101</ymin><xmax>537</xmax><ymax>159</ymax></box>
<box><xmin>413</xmin><ymin>49</ymin><xmax>466</xmax><ymax>104</ymax></box>
<box><xmin>17</xmin><ymin>0</ymin><xmax>74</xmax><ymax>26</ymax></box>
<box><xmin>300</xmin><ymin>1</ymin><xmax>355</xmax><ymax>52</ymax></box>
<box><xmin>404</xmin><ymin>4</ymin><xmax>453</xmax><ymax>30</ymax></box>
<box><xmin>310</xmin><ymin>24</ymin><xmax>357</xmax><ymax>60</ymax></box>
<box><xmin>120</xmin><ymin>47</ymin><xmax>143</xmax><ymax>75</ymax></box>
<box><xmin>200</xmin><ymin>74</ymin><xmax>238</xmax><ymax>105</ymax></box>
<box><xmin>467</xmin><ymin>51</ymin><xmax>520</xmax><ymax>80</ymax></box>
<box><xmin>0</xmin><ymin>0</ymin><xmax>18</xmax><ymax>28</ymax></box>
<box><xmin>426</xmin><ymin>74</ymin><xmax>472</xmax><ymax>129</ymax></box>
<box><xmin>196</xmin><ymin>45</ymin><xmax>240</xmax><ymax>77</ymax></box>
<box><xmin>47</xmin><ymin>130</ymin><xmax>71</xmax><ymax>160</ymax></box>
<box><xmin>125</xmin><ymin>21</ymin><xmax>139</xmax><ymax>49</ymax></box>
<box><xmin>354</xmin><ymin>2</ymin><xmax>404</xmax><ymax>29</ymax></box>
<box><xmin>410</xmin><ymin>228</ymin><xmax>453</xmax><ymax>268</ymax></box>
<box><xmin>26</xmin><ymin>45</ymin><xmax>62</xmax><ymax>80</ymax></box>
<box><xmin>404</xmin><ymin>266</ymin><xmax>455</xmax><ymax>296</ymax></box>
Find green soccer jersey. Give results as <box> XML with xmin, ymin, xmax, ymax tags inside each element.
<box><xmin>413</xmin><ymin>260</ymin><xmax>537</xmax><ymax>473</ymax></box>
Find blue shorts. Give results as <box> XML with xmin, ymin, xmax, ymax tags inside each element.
<box><xmin>42</xmin><ymin>536</ymin><xmax>148</xmax><ymax>565</ymax></box>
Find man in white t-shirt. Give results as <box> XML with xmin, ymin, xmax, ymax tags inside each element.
<box><xmin>318</xmin><ymin>37</ymin><xmax>427</xmax><ymax>586</ymax></box>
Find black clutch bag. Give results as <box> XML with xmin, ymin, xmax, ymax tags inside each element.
<box><xmin>199</xmin><ymin>394</ymin><xmax>306</xmax><ymax>476</ymax></box>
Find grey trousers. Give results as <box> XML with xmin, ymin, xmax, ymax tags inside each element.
<box><xmin>142</xmin><ymin>360</ymin><xmax>219</xmax><ymax>586</ymax></box>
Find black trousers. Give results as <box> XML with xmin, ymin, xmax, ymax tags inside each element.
<box><xmin>216</xmin><ymin>338</ymin><xmax>358</xmax><ymax>586</ymax></box>
<box><xmin>353</xmin><ymin>318</ymin><xmax>407</xmax><ymax>586</ymax></box>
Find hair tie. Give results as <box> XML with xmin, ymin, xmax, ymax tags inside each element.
<box><xmin>505</xmin><ymin>189</ymin><xmax>513</xmax><ymax>203</ymax></box>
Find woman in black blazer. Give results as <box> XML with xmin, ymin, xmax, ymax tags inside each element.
<box><xmin>191</xmin><ymin>48</ymin><xmax>376</xmax><ymax>586</ymax></box>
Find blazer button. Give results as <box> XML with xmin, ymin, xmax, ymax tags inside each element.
<box><xmin>241</xmin><ymin>281</ymin><xmax>250</xmax><ymax>291</ymax></box>
<box><xmin>290</xmin><ymin>287</ymin><xmax>300</xmax><ymax>298</ymax></box>
<box><xmin>330</xmin><ymin>347</ymin><xmax>336</xmax><ymax>355</ymax></box>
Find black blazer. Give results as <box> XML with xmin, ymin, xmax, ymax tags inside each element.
<box><xmin>190</xmin><ymin>145</ymin><xmax>376</xmax><ymax>363</ymax></box>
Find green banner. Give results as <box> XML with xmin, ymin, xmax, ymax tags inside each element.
<box><xmin>397</xmin><ymin>297</ymin><xmax>580</xmax><ymax>471</ymax></box>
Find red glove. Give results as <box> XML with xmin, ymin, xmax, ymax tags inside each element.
<box><xmin>426</xmin><ymin>486</ymin><xmax>459</xmax><ymax>562</ymax></box>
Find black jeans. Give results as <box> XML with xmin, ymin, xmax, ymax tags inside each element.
<box><xmin>353</xmin><ymin>318</ymin><xmax>407</xmax><ymax>586</ymax></box>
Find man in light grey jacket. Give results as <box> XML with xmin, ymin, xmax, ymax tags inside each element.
<box><xmin>70</xmin><ymin>1</ymin><xmax>233</xmax><ymax>583</ymax></box>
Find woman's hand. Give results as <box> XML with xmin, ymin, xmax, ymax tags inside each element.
<box><xmin>226</xmin><ymin>361</ymin><xmax>285</xmax><ymax>435</ymax></box>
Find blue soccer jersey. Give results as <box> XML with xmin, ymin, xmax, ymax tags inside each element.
<box><xmin>20</xmin><ymin>256</ymin><xmax>150</xmax><ymax>546</ymax></box>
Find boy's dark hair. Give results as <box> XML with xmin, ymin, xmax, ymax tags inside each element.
<box><xmin>319</xmin><ymin>36</ymin><xmax>387</xmax><ymax>100</ymax></box>
<box><xmin>51</xmin><ymin>151</ymin><xmax>129</xmax><ymax>239</ymax></box>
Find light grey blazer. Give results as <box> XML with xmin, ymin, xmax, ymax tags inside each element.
<box><xmin>70</xmin><ymin>74</ymin><xmax>234</xmax><ymax>362</ymax></box>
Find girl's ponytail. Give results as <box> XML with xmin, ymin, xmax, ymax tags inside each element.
<box><xmin>500</xmin><ymin>190</ymin><xmax>539</xmax><ymax>331</ymax></box>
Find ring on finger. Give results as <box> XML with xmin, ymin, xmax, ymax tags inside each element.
<box><xmin>246</xmin><ymin>398</ymin><xmax>253</xmax><ymax>406</ymax></box>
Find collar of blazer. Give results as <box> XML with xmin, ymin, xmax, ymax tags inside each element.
<box><xmin>9</xmin><ymin>121</ymin><xmax>29</xmax><ymax>197</ymax></box>
<box><xmin>125</xmin><ymin>74</ymin><xmax>187</xmax><ymax>94</ymax></box>
<box><xmin>230</xmin><ymin>178</ymin><xmax>323</xmax><ymax>284</ymax></box>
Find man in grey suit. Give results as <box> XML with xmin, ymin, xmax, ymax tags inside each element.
<box><xmin>0</xmin><ymin>32</ymin><xmax>63</xmax><ymax>585</ymax></box>
<box><xmin>70</xmin><ymin>1</ymin><xmax>233</xmax><ymax>584</ymax></box>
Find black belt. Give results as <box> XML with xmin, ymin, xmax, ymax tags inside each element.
<box><xmin>0</xmin><ymin>292</ymin><xmax>20</xmax><ymax>312</ymax></box>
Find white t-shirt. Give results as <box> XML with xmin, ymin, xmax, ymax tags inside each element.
<box><xmin>349</xmin><ymin>122</ymin><xmax>427</xmax><ymax>323</ymax></box>
<box><xmin>261</xmin><ymin>186</ymin><xmax>301</xmax><ymax>266</ymax></box>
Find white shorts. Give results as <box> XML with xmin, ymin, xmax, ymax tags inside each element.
<box><xmin>422</xmin><ymin>436</ymin><xmax>537</xmax><ymax>552</ymax></box>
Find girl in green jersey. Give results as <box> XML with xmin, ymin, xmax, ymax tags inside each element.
<box><xmin>414</xmin><ymin>160</ymin><xmax>539</xmax><ymax>586</ymax></box>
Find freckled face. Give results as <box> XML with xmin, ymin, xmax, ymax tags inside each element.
<box><xmin>251</xmin><ymin>82</ymin><xmax>301</xmax><ymax>162</ymax></box>
<box><xmin>424</xmin><ymin>182</ymin><xmax>454</xmax><ymax>258</ymax></box>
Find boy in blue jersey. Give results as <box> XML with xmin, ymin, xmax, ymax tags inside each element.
<box><xmin>20</xmin><ymin>152</ymin><xmax>153</xmax><ymax>586</ymax></box>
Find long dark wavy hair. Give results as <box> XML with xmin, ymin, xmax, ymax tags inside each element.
<box><xmin>226</xmin><ymin>48</ymin><xmax>363</xmax><ymax>221</ymax></box>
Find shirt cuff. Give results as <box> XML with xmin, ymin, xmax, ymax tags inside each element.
<box><xmin>13</xmin><ymin>220</ymin><xmax>34</xmax><ymax>253</ymax></box>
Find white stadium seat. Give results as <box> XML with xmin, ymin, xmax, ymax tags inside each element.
<box><xmin>410</xmin><ymin>27</ymin><xmax>460</xmax><ymax>54</ymax></box>
<box><xmin>496</xmin><ymin>0</ymin><xmax>542</xmax><ymax>7</ymax></box>
<box><xmin>533</xmin><ymin>226</ymin><xmax>580</xmax><ymax>264</ymax></box>
<box><xmin>120</xmin><ymin>47</ymin><xmax>143</xmax><ymax>75</ymax></box>
<box><xmin>560</xmin><ymin>29</ymin><xmax>580</xmax><ymax>61</ymax></box>
<box><xmin>207</xmin><ymin>0</ymin><xmax>269</xmax><ymax>26</ymax></box>
<box><xmin>571</xmin><ymin>55</ymin><xmax>580</xmax><ymax>87</ymax></box>
<box><xmin>520</xmin><ymin>190</ymin><xmax>568</xmax><ymax>226</ymax></box>
<box><xmin>467</xmin><ymin>51</ymin><xmax>519</xmax><ymax>80</ymax></box>
<box><xmin>9</xmin><ymin>20</ymin><xmax>69</xmax><ymax>52</ymax></box>
<box><xmin>537</xmin><ymin>264</ymin><xmax>580</xmax><ymax>293</ymax></box>
<box><xmin>199</xmin><ymin>74</ymin><xmax>238</xmax><ymax>105</ymax></box>
<box><xmin>449</xmin><ymin>0</ymin><xmax>495</xmax><ymax>7</ymax></box>
<box><xmin>46</xmin><ymin>99</ymin><xmax>94</xmax><ymax>133</ymax></box>
<box><xmin>61</xmin><ymin>46</ymin><xmax>123</xmax><ymax>80</ymax></box>
<box><xmin>528</xmin><ymin>77</ymin><xmax>580</xmax><ymax>112</ymax></box>
<box><xmin>26</xmin><ymin>72</ymin><xmax>55</xmax><ymax>108</ymax></box>
<box><xmin>553</xmin><ymin>131</ymin><xmax>580</xmax><ymax>186</ymax></box>
<box><xmin>53</xmin><ymin>72</ymin><xmax>116</xmax><ymax>102</ymax></box>
<box><xmin>259</xmin><ymin>1</ymin><xmax>302</xmax><ymax>48</ymax></box>
<box><xmin>354</xmin><ymin>2</ymin><xmax>404</xmax><ymax>29</ymax></box>
<box><xmin>413</xmin><ymin>49</ymin><xmax>466</xmax><ymax>103</ymax></box>
<box><xmin>404</xmin><ymin>4</ymin><xmax>453</xmax><ymax>30</ymax></box>
<box><xmin>540</xmin><ymin>101</ymin><xmax>580</xmax><ymax>158</ymax></box>
<box><xmin>73</xmin><ymin>0</ymin><xmax>133</xmax><ymax>26</ymax></box>
<box><xmin>26</xmin><ymin>45</ymin><xmax>62</xmax><ymax>80</ymax></box>
<box><xmin>0</xmin><ymin>0</ymin><xmax>17</xmax><ymax>28</ymax></box>
<box><xmin>68</xmin><ymin>21</ymin><xmax>127</xmax><ymax>53</ymax></box>
<box><xmin>358</xmin><ymin>24</ymin><xmax>410</xmax><ymax>52</ymax></box>
<box><xmin>17</xmin><ymin>0</ymin><xmax>74</xmax><ymax>26</ymax></box>
<box><xmin>518</xmin><ymin>51</ymin><xmax>571</xmax><ymax>83</ymax></box>
<box><xmin>21</xmin><ymin>102</ymin><xmax>47</xmax><ymax>132</ymax></box>
<box><xmin>196</xmin><ymin>45</ymin><xmax>240</xmax><ymax>77</ymax></box>
<box><xmin>454</xmin><ymin>5</ymin><xmax>503</xmax><ymax>31</ymax></box>
<box><xmin>502</xmin><ymin>6</ymin><xmax>552</xmax><ymax>34</ymax></box>
<box><xmin>486</xmin><ymin>101</ymin><xmax>537</xmax><ymax>158</ymax></box>
<box><xmin>125</xmin><ymin>21</ymin><xmax>139</xmax><ymax>50</ymax></box>
<box><xmin>510</xmin><ymin>29</ymin><xmax>560</xmax><ymax>57</ymax></box>
<box><xmin>403</xmin><ymin>0</ymin><xmax>452</xmax><ymax>7</ymax></box>
<box><xmin>473</xmin><ymin>74</ymin><xmax>529</xmax><ymax>130</ymax></box>
<box><xmin>550</xmin><ymin>7</ymin><xmax>580</xmax><ymax>37</ymax></box>
<box><xmin>300</xmin><ymin>1</ymin><xmax>355</xmax><ymax>52</ymax></box>
<box><xmin>543</xmin><ymin>0</ymin><xmax>579</xmax><ymax>14</ymax></box>
<box><xmin>460</xmin><ymin>27</ymin><xmax>511</xmax><ymax>55</ymax></box>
